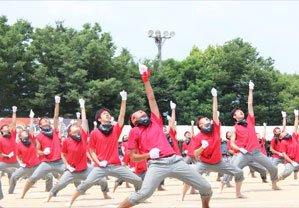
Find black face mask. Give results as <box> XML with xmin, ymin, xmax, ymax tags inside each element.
<box><xmin>21</xmin><ymin>137</ymin><xmax>31</xmax><ymax>147</ymax></box>
<box><xmin>166</xmin><ymin>134</ymin><xmax>174</xmax><ymax>147</ymax></box>
<box><xmin>98</xmin><ymin>124</ymin><xmax>113</xmax><ymax>136</ymax></box>
<box><xmin>40</xmin><ymin>126</ymin><xmax>53</xmax><ymax>138</ymax></box>
<box><xmin>2</xmin><ymin>132</ymin><xmax>11</xmax><ymax>138</ymax></box>
<box><xmin>135</xmin><ymin>116</ymin><xmax>151</xmax><ymax>127</ymax></box>
<box><xmin>201</xmin><ymin>124</ymin><xmax>214</xmax><ymax>134</ymax></box>
<box><xmin>237</xmin><ymin>119</ymin><xmax>247</xmax><ymax>126</ymax></box>
<box><xmin>283</xmin><ymin>134</ymin><xmax>292</xmax><ymax>140</ymax></box>
<box><xmin>71</xmin><ymin>134</ymin><xmax>81</xmax><ymax>142</ymax></box>
<box><xmin>186</xmin><ymin>138</ymin><xmax>191</xmax><ymax>145</ymax></box>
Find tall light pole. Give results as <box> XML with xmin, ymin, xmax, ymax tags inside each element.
<box><xmin>148</xmin><ymin>30</ymin><xmax>175</xmax><ymax>69</ymax></box>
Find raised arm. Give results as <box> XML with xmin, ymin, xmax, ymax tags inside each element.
<box><xmin>76</xmin><ymin>112</ymin><xmax>81</xmax><ymax>129</ymax></box>
<box><xmin>263</xmin><ymin>123</ymin><xmax>267</xmax><ymax>139</ymax></box>
<box><xmin>58</xmin><ymin>117</ymin><xmax>63</xmax><ymax>138</ymax></box>
<box><xmin>169</xmin><ymin>101</ymin><xmax>176</xmax><ymax>130</ymax></box>
<box><xmin>248</xmin><ymin>80</ymin><xmax>254</xmax><ymax>117</ymax></box>
<box><xmin>79</xmin><ymin>99</ymin><xmax>88</xmax><ymax>133</ymax></box>
<box><xmin>53</xmin><ymin>96</ymin><xmax>60</xmax><ymax>130</ymax></box>
<box><xmin>282</xmin><ymin>111</ymin><xmax>287</xmax><ymax>132</ymax></box>
<box><xmin>29</xmin><ymin>110</ymin><xmax>35</xmax><ymax>136</ymax></box>
<box><xmin>118</xmin><ymin>90</ymin><xmax>127</xmax><ymax>128</ymax></box>
<box><xmin>211</xmin><ymin>88</ymin><xmax>219</xmax><ymax>125</ymax></box>
<box><xmin>294</xmin><ymin>110</ymin><xmax>298</xmax><ymax>136</ymax></box>
<box><xmin>12</xmin><ymin>106</ymin><xmax>17</xmax><ymax>132</ymax></box>
<box><xmin>191</xmin><ymin>120</ymin><xmax>195</xmax><ymax>137</ymax></box>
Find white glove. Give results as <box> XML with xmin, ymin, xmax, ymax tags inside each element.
<box><xmin>55</xmin><ymin>96</ymin><xmax>61</xmax><ymax>103</ymax></box>
<box><xmin>201</xmin><ymin>140</ymin><xmax>209</xmax><ymax>149</ymax></box>
<box><xmin>99</xmin><ymin>160</ymin><xmax>108</xmax><ymax>167</ymax></box>
<box><xmin>76</xmin><ymin>112</ymin><xmax>81</xmax><ymax>119</ymax></box>
<box><xmin>93</xmin><ymin>121</ymin><xmax>97</xmax><ymax>126</ymax></box>
<box><xmin>175</xmin><ymin>121</ymin><xmax>177</xmax><ymax>126</ymax></box>
<box><xmin>167</xmin><ymin>115</ymin><xmax>171</xmax><ymax>120</ymax></box>
<box><xmin>211</xmin><ymin>88</ymin><xmax>217</xmax><ymax>97</ymax></box>
<box><xmin>138</xmin><ymin>63</ymin><xmax>148</xmax><ymax>75</ymax></box>
<box><xmin>120</xmin><ymin>90</ymin><xmax>127</xmax><ymax>100</ymax></box>
<box><xmin>29</xmin><ymin>109</ymin><xmax>35</xmax><ymax>118</ymax></box>
<box><xmin>19</xmin><ymin>162</ymin><xmax>26</xmax><ymax>168</ymax></box>
<box><xmin>91</xmin><ymin>161</ymin><xmax>95</xmax><ymax>166</ymax></box>
<box><xmin>130</xmin><ymin>167</ymin><xmax>136</xmax><ymax>172</ymax></box>
<box><xmin>149</xmin><ymin>148</ymin><xmax>160</xmax><ymax>159</ymax></box>
<box><xmin>12</xmin><ymin>106</ymin><xmax>17</xmax><ymax>112</ymax></box>
<box><xmin>67</xmin><ymin>164</ymin><xmax>75</xmax><ymax>172</ymax></box>
<box><xmin>249</xmin><ymin>80</ymin><xmax>254</xmax><ymax>90</ymax></box>
<box><xmin>278</xmin><ymin>152</ymin><xmax>283</xmax><ymax>157</ymax></box>
<box><xmin>263</xmin><ymin>123</ymin><xmax>267</xmax><ymax>127</ymax></box>
<box><xmin>291</xmin><ymin>161</ymin><xmax>299</xmax><ymax>168</ymax></box>
<box><xmin>79</xmin><ymin>98</ymin><xmax>85</xmax><ymax>108</ymax></box>
<box><xmin>184</xmin><ymin>150</ymin><xmax>188</xmax><ymax>154</ymax></box>
<box><xmin>170</xmin><ymin>101</ymin><xmax>176</xmax><ymax>109</ymax></box>
<box><xmin>43</xmin><ymin>147</ymin><xmax>51</xmax><ymax>155</ymax></box>
<box><xmin>294</xmin><ymin>109</ymin><xmax>298</xmax><ymax>116</ymax></box>
<box><xmin>59</xmin><ymin>117</ymin><xmax>64</xmax><ymax>123</ymax></box>
<box><xmin>191</xmin><ymin>120</ymin><xmax>194</xmax><ymax>125</ymax></box>
<box><xmin>240</xmin><ymin>148</ymin><xmax>248</xmax><ymax>154</ymax></box>
<box><xmin>281</xmin><ymin>111</ymin><xmax>286</xmax><ymax>118</ymax></box>
<box><xmin>8</xmin><ymin>152</ymin><xmax>14</xmax><ymax>158</ymax></box>
<box><xmin>217</xmin><ymin>111</ymin><xmax>220</xmax><ymax>117</ymax></box>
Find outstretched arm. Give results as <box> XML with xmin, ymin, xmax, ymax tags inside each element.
<box><xmin>282</xmin><ymin>111</ymin><xmax>287</xmax><ymax>132</ymax></box>
<box><xmin>29</xmin><ymin>110</ymin><xmax>35</xmax><ymax>136</ymax></box>
<box><xmin>53</xmin><ymin>96</ymin><xmax>60</xmax><ymax>130</ymax></box>
<box><xmin>248</xmin><ymin>81</ymin><xmax>254</xmax><ymax>117</ymax></box>
<box><xmin>118</xmin><ymin>90</ymin><xmax>127</xmax><ymax>128</ymax></box>
<box><xmin>294</xmin><ymin>110</ymin><xmax>298</xmax><ymax>136</ymax></box>
<box><xmin>79</xmin><ymin>99</ymin><xmax>88</xmax><ymax>133</ymax></box>
<box><xmin>263</xmin><ymin>123</ymin><xmax>267</xmax><ymax>139</ymax></box>
<box><xmin>12</xmin><ymin>106</ymin><xmax>17</xmax><ymax>132</ymax></box>
<box><xmin>130</xmin><ymin>149</ymin><xmax>150</xmax><ymax>162</ymax></box>
<box><xmin>211</xmin><ymin>88</ymin><xmax>219</xmax><ymax>125</ymax></box>
<box><xmin>169</xmin><ymin>101</ymin><xmax>176</xmax><ymax>131</ymax></box>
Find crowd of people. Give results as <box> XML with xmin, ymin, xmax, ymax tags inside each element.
<box><xmin>1</xmin><ymin>64</ymin><xmax>299</xmax><ymax>208</ymax></box>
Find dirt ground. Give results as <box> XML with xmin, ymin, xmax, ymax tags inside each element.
<box><xmin>1</xmin><ymin>165</ymin><xmax>298</xmax><ymax>208</ymax></box>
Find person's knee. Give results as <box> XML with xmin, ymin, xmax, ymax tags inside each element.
<box><xmin>234</xmin><ymin>169</ymin><xmax>244</xmax><ymax>181</ymax></box>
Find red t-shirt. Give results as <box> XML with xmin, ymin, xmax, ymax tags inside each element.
<box><xmin>121</xmin><ymin>141</ymin><xmax>129</xmax><ymax>153</ymax></box>
<box><xmin>87</xmin><ymin>146</ymin><xmax>92</xmax><ymax>163</ymax></box>
<box><xmin>128</xmin><ymin>112</ymin><xmax>175</xmax><ymax>159</ymax></box>
<box><xmin>189</xmin><ymin>120</ymin><xmax>222</xmax><ymax>164</ymax></box>
<box><xmin>270</xmin><ymin>137</ymin><xmax>283</xmax><ymax>158</ymax></box>
<box><xmin>169</xmin><ymin>128</ymin><xmax>181</xmax><ymax>156</ymax></box>
<box><xmin>280</xmin><ymin>133</ymin><xmax>299</xmax><ymax>163</ymax></box>
<box><xmin>260</xmin><ymin>138</ymin><xmax>267</xmax><ymax>156</ymax></box>
<box><xmin>36</xmin><ymin>130</ymin><xmax>62</xmax><ymax>162</ymax></box>
<box><xmin>89</xmin><ymin>123</ymin><xmax>123</xmax><ymax>167</ymax></box>
<box><xmin>16</xmin><ymin>134</ymin><xmax>40</xmax><ymax>168</ymax></box>
<box><xmin>0</xmin><ymin>130</ymin><xmax>17</xmax><ymax>163</ymax></box>
<box><xmin>62</xmin><ymin>130</ymin><xmax>88</xmax><ymax>172</ymax></box>
<box><xmin>135</xmin><ymin>160</ymin><xmax>147</xmax><ymax>174</ymax></box>
<box><xmin>234</xmin><ymin>114</ymin><xmax>260</xmax><ymax>152</ymax></box>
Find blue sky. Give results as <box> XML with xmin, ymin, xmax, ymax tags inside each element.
<box><xmin>1</xmin><ymin>1</ymin><xmax>299</xmax><ymax>74</ymax></box>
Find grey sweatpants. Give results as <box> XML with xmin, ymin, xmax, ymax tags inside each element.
<box><xmin>271</xmin><ymin>157</ymin><xmax>285</xmax><ymax>166</ymax></box>
<box><xmin>280</xmin><ymin>162</ymin><xmax>299</xmax><ymax>179</ymax></box>
<box><xmin>195</xmin><ymin>160</ymin><xmax>244</xmax><ymax>182</ymax></box>
<box><xmin>9</xmin><ymin>164</ymin><xmax>53</xmax><ymax>193</ymax></box>
<box><xmin>0</xmin><ymin>162</ymin><xmax>19</xmax><ymax>199</ymax></box>
<box><xmin>77</xmin><ymin>165</ymin><xmax>142</xmax><ymax>194</ymax></box>
<box><xmin>222</xmin><ymin>152</ymin><xmax>268</xmax><ymax>184</ymax></box>
<box><xmin>50</xmin><ymin>164</ymin><xmax>108</xmax><ymax>196</ymax></box>
<box><xmin>115</xmin><ymin>171</ymin><xmax>147</xmax><ymax>186</ymax></box>
<box><xmin>27</xmin><ymin>159</ymin><xmax>65</xmax><ymax>185</ymax></box>
<box><xmin>128</xmin><ymin>155</ymin><xmax>212</xmax><ymax>205</ymax></box>
<box><xmin>223</xmin><ymin>148</ymin><xmax>277</xmax><ymax>183</ymax></box>
<box><xmin>184</xmin><ymin>156</ymin><xmax>197</xmax><ymax>164</ymax></box>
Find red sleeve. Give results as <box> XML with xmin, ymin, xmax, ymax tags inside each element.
<box><xmin>247</xmin><ymin>114</ymin><xmax>255</xmax><ymax>126</ymax></box>
<box><xmin>151</xmin><ymin>112</ymin><xmax>163</xmax><ymax>127</ymax></box>
<box><xmin>0</xmin><ymin>141</ymin><xmax>2</xmax><ymax>154</ymax></box>
<box><xmin>89</xmin><ymin>131</ymin><xmax>97</xmax><ymax>150</ymax></box>
<box><xmin>270</xmin><ymin>138</ymin><xmax>275</xmax><ymax>147</ymax></box>
<box><xmin>81</xmin><ymin>130</ymin><xmax>88</xmax><ymax>142</ymax></box>
<box><xmin>213</xmin><ymin>120</ymin><xmax>221</xmax><ymax>135</ymax></box>
<box><xmin>61</xmin><ymin>140</ymin><xmax>68</xmax><ymax>154</ymax></box>
<box><xmin>280</xmin><ymin>141</ymin><xmax>287</xmax><ymax>153</ymax></box>
<box><xmin>169</xmin><ymin>128</ymin><xmax>177</xmax><ymax>141</ymax></box>
<box><xmin>128</xmin><ymin>128</ymin><xmax>138</xmax><ymax>150</ymax></box>
<box><xmin>10</xmin><ymin>130</ymin><xmax>17</xmax><ymax>140</ymax></box>
<box><xmin>262</xmin><ymin>137</ymin><xmax>266</xmax><ymax>143</ymax></box>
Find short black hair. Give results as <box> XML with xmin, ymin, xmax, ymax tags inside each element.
<box><xmin>197</xmin><ymin>116</ymin><xmax>205</xmax><ymax>130</ymax></box>
<box><xmin>95</xmin><ymin>108</ymin><xmax>111</xmax><ymax>125</ymax></box>
<box><xmin>231</xmin><ymin>107</ymin><xmax>241</xmax><ymax>121</ymax></box>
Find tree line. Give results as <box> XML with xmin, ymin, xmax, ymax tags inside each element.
<box><xmin>1</xmin><ymin>16</ymin><xmax>298</xmax><ymax>127</ymax></box>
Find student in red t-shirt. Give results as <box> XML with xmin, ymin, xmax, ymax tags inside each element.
<box><xmin>228</xmin><ymin>80</ymin><xmax>280</xmax><ymax>190</ymax></box>
<box><xmin>257</xmin><ymin>123</ymin><xmax>268</xmax><ymax>156</ymax></box>
<box><xmin>0</xmin><ymin>106</ymin><xmax>19</xmax><ymax>200</ymax></box>
<box><xmin>68</xmin><ymin>90</ymin><xmax>142</xmax><ymax>207</ymax></box>
<box><xmin>181</xmin><ymin>88</ymin><xmax>245</xmax><ymax>200</ymax></box>
<box><xmin>183</xmin><ymin>122</ymin><xmax>197</xmax><ymax>164</ymax></box>
<box><xmin>9</xmin><ymin>110</ymin><xmax>52</xmax><ymax>194</ymax></box>
<box><xmin>277</xmin><ymin>109</ymin><xmax>299</xmax><ymax>181</ymax></box>
<box><xmin>47</xmin><ymin>99</ymin><xmax>110</xmax><ymax>202</ymax></box>
<box><xmin>118</xmin><ymin>64</ymin><xmax>212</xmax><ymax>208</ymax></box>
<box><xmin>21</xmin><ymin>96</ymin><xmax>65</xmax><ymax>199</ymax></box>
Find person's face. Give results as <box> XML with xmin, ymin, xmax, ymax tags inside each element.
<box><xmin>226</xmin><ymin>132</ymin><xmax>231</xmax><ymax>139</ymax></box>
<box><xmin>274</xmin><ymin>128</ymin><xmax>281</xmax><ymax>135</ymax></box>
<box><xmin>98</xmin><ymin>111</ymin><xmax>111</xmax><ymax>124</ymax></box>
<box><xmin>163</xmin><ymin>126</ymin><xmax>168</xmax><ymax>134</ymax></box>
<box><xmin>256</xmin><ymin>133</ymin><xmax>261</xmax><ymax>139</ymax></box>
<box><xmin>20</xmin><ymin>131</ymin><xmax>29</xmax><ymax>139</ymax></box>
<box><xmin>198</xmin><ymin>117</ymin><xmax>210</xmax><ymax>129</ymax></box>
<box><xmin>185</xmin><ymin>132</ymin><xmax>191</xmax><ymax>138</ymax></box>
<box><xmin>132</xmin><ymin>110</ymin><xmax>147</xmax><ymax>124</ymax></box>
<box><xmin>1</xmin><ymin>125</ymin><xmax>10</xmax><ymax>134</ymax></box>
<box><xmin>69</xmin><ymin>125</ymin><xmax>80</xmax><ymax>135</ymax></box>
<box><xmin>123</xmin><ymin>135</ymin><xmax>128</xmax><ymax>142</ymax></box>
<box><xmin>233</xmin><ymin>109</ymin><xmax>245</xmax><ymax>120</ymax></box>
<box><xmin>40</xmin><ymin>118</ymin><xmax>50</xmax><ymax>128</ymax></box>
